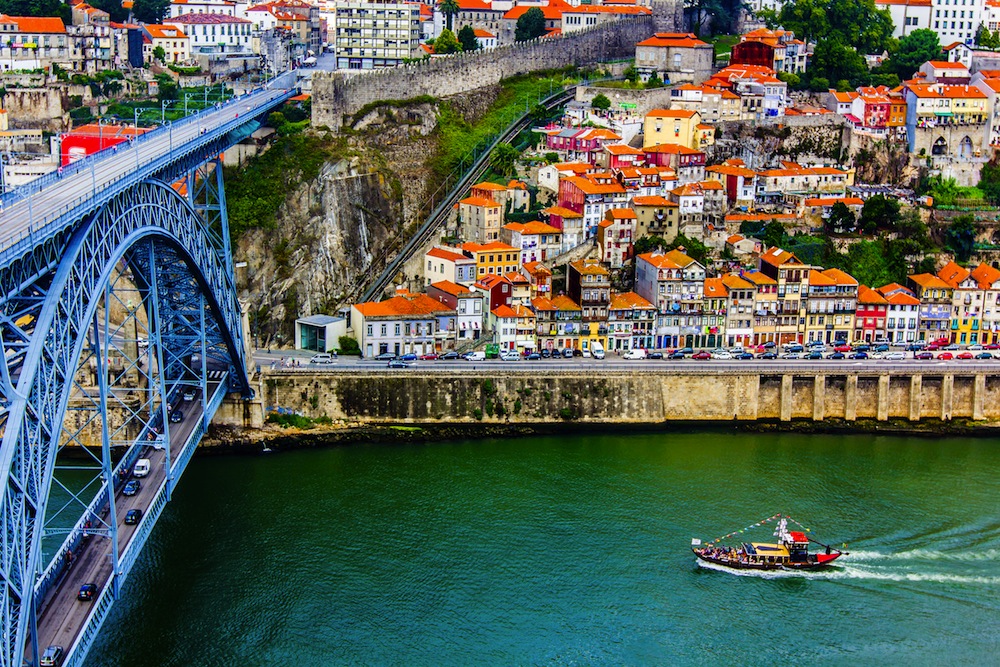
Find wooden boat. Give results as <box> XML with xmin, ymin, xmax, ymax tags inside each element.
<box><xmin>692</xmin><ymin>515</ymin><xmax>847</xmax><ymax>571</ymax></box>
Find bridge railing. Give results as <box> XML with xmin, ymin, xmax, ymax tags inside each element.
<box><xmin>0</xmin><ymin>76</ymin><xmax>300</xmax><ymax>263</ymax></box>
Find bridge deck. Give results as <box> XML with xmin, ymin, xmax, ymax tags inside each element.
<box><xmin>33</xmin><ymin>383</ymin><xmax>217</xmax><ymax>661</ymax></box>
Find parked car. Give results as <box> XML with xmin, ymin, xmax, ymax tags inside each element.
<box><xmin>780</xmin><ymin>352</ymin><xmax>802</xmax><ymax>359</ymax></box>
<box><xmin>884</xmin><ymin>351</ymin><xmax>906</xmax><ymax>360</ymax></box>
<box><xmin>835</xmin><ymin>344</ymin><xmax>852</xmax><ymax>353</ymax></box>
<box><xmin>915</xmin><ymin>351</ymin><xmax>934</xmax><ymax>360</ymax></box>
<box><xmin>388</xmin><ymin>359</ymin><xmax>414</xmax><ymax>368</ymax></box>
<box><xmin>758</xmin><ymin>351</ymin><xmax>778</xmax><ymax>360</ymax></box>
<box><xmin>77</xmin><ymin>583</ymin><xmax>97</xmax><ymax>602</ymax></box>
<box><xmin>123</xmin><ymin>480</ymin><xmax>140</xmax><ymax>496</ymax></box>
<box><xmin>540</xmin><ymin>349</ymin><xmax>552</xmax><ymax>359</ymax></box>
<box><xmin>124</xmin><ymin>509</ymin><xmax>142</xmax><ymax>525</ymax></box>
<box><xmin>711</xmin><ymin>349</ymin><xmax>733</xmax><ymax>360</ymax></box>
<box><xmin>984</xmin><ymin>343</ymin><xmax>1000</xmax><ymax>350</ymax></box>
<box><xmin>398</xmin><ymin>353</ymin><xmax>418</xmax><ymax>362</ymax></box>
<box><xmin>737</xmin><ymin>352</ymin><xmax>754</xmax><ymax>360</ymax></box>
<box><xmin>849</xmin><ymin>351</ymin><xmax>869</xmax><ymax>359</ymax></box>
<box><xmin>646</xmin><ymin>351</ymin><xmax>663</xmax><ymax>359</ymax></box>
<box><xmin>937</xmin><ymin>352</ymin><xmax>954</xmax><ymax>360</ymax></box>
<box><xmin>440</xmin><ymin>351</ymin><xmax>460</xmax><ymax>360</ymax></box>
<box><xmin>418</xmin><ymin>353</ymin><xmax>439</xmax><ymax>361</ymax></box>
<box><xmin>852</xmin><ymin>344</ymin><xmax>871</xmax><ymax>352</ymax></box>
<box><xmin>957</xmin><ymin>352</ymin><xmax>974</xmax><ymax>360</ymax></box>
<box><xmin>976</xmin><ymin>352</ymin><xmax>994</xmax><ymax>359</ymax></box>
<box><xmin>763</xmin><ymin>341</ymin><xmax>776</xmax><ymax>349</ymax></box>
<box><xmin>668</xmin><ymin>351</ymin><xmax>686</xmax><ymax>360</ymax></box>
<box><xmin>622</xmin><ymin>349</ymin><xmax>647</xmax><ymax>360</ymax></box>
<box><xmin>874</xmin><ymin>344</ymin><xmax>889</xmax><ymax>353</ymax></box>
<box><xmin>499</xmin><ymin>350</ymin><xmax>521</xmax><ymax>361</ymax></box>
<box><xmin>463</xmin><ymin>351</ymin><xmax>485</xmax><ymax>361</ymax></box>
<box><xmin>827</xmin><ymin>351</ymin><xmax>846</xmax><ymax>360</ymax></box>
<box><xmin>526</xmin><ymin>352</ymin><xmax>541</xmax><ymax>360</ymax></box>
<box><xmin>309</xmin><ymin>353</ymin><xmax>336</xmax><ymax>365</ymax></box>
<box><xmin>374</xmin><ymin>352</ymin><xmax>395</xmax><ymax>361</ymax></box>
<box><xmin>905</xmin><ymin>343</ymin><xmax>925</xmax><ymax>351</ymax></box>
<box><xmin>783</xmin><ymin>344</ymin><xmax>804</xmax><ymax>353</ymax></box>
<box><xmin>968</xmin><ymin>344</ymin><xmax>984</xmax><ymax>351</ymax></box>
<box><xmin>692</xmin><ymin>351</ymin><xmax>712</xmax><ymax>360</ymax></box>
<box><xmin>943</xmin><ymin>344</ymin><xmax>960</xmax><ymax>350</ymax></box>
<box><xmin>932</xmin><ymin>336</ymin><xmax>951</xmax><ymax>346</ymax></box>
<box><xmin>40</xmin><ymin>645</ymin><xmax>64</xmax><ymax>667</ymax></box>
<box><xmin>562</xmin><ymin>348</ymin><xmax>574</xmax><ymax>358</ymax></box>
<box><xmin>675</xmin><ymin>347</ymin><xmax>694</xmax><ymax>356</ymax></box>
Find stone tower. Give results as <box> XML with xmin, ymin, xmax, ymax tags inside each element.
<box><xmin>649</xmin><ymin>0</ymin><xmax>686</xmax><ymax>33</ymax></box>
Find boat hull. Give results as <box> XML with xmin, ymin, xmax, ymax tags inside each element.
<box><xmin>693</xmin><ymin>549</ymin><xmax>841</xmax><ymax>571</ymax></box>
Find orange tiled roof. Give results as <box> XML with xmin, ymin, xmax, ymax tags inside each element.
<box><xmin>632</xmin><ymin>195</ymin><xmax>675</xmax><ymax>207</ymax></box>
<box><xmin>430</xmin><ymin>280</ymin><xmax>473</xmax><ymax>297</ymax></box>
<box><xmin>354</xmin><ymin>293</ymin><xmax>452</xmax><ymax>318</ymax></box>
<box><xmin>908</xmin><ymin>272</ymin><xmax>951</xmax><ymax>289</ymax></box>
<box><xmin>427</xmin><ymin>247</ymin><xmax>469</xmax><ymax>262</ymax></box>
<box><xmin>721</xmin><ymin>273</ymin><xmax>754</xmax><ymax>289</ymax></box>
<box><xmin>646</xmin><ymin>108</ymin><xmax>698</xmax><ymax>118</ymax></box>
<box><xmin>549</xmin><ymin>294</ymin><xmax>582</xmax><ymax>311</ymax></box>
<box><xmin>570</xmin><ymin>259</ymin><xmax>610</xmax><ymax>276</ymax></box>
<box><xmin>822</xmin><ymin>268</ymin><xmax>858</xmax><ymax>286</ymax></box>
<box><xmin>742</xmin><ymin>270</ymin><xmax>777</xmax><ymax>286</ymax></box>
<box><xmin>609</xmin><ymin>291</ymin><xmax>655</xmax><ymax>310</ymax></box>
<box><xmin>760</xmin><ymin>246</ymin><xmax>802</xmax><ymax>267</ymax></box>
<box><xmin>703</xmin><ymin>277</ymin><xmax>728</xmax><ymax>298</ymax></box>
<box><xmin>970</xmin><ymin>262</ymin><xmax>1000</xmax><ymax>289</ymax></box>
<box><xmin>938</xmin><ymin>260</ymin><xmax>971</xmax><ymax>287</ymax></box>
<box><xmin>503</xmin><ymin>220</ymin><xmax>561</xmax><ymax>235</ymax></box>
<box><xmin>636</xmin><ymin>32</ymin><xmax>708</xmax><ymax>48</ymax></box>
<box><xmin>857</xmin><ymin>284</ymin><xmax>888</xmax><ymax>304</ymax></box>
<box><xmin>460</xmin><ymin>196</ymin><xmax>501</xmax><ymax>208</ymax></box>
<box><xmin>542</xmin><ymin>205</ymin><xmax>583</xmax><ymax>218</ymax></box>
<box><xmin>523</xmin><ymin>261</ymin><xmax>551</xmax><ymax>277</ymax></box>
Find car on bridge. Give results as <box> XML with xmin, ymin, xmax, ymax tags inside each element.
<box><xmin>388</xmin><ymin>359</ymin><xmax>414</xmax><ymax>368</ymax></box>
<box><xmin>827</xmin><ymin>351</ymin><xmax>846</xmax><ymax>360</ymax></box>
<box><xmin>398</xmin><ymin>353</ymin><xmax>418</xmax><ymax>362</ymax></box>
<box><xmin>849</xmin><ymin>351</ymin><xmax>869</xmax><ymax>359</ymax></box>
<box><xmin>937</xmin><ymin>352</ymin><xmax>954</xmax><ymax>360</ymax></box>
<box><xmin>77</xmin><ymin>583</ymin><xmax>97</xmax><ymax>602</ymax></box>
<box><xmin>976</xmin><ymin>352</ymin><xmax>994</xmax><ymax>359</ymax></box>
<box><xmin>374</xmin><ymin>352</ymin><xmax>395</xmax><ymax>361</ymax></box>
<box><xmin>123</xmin><ymin>480</ymin><xmax>141</xmax><ymax>496</ymax></box>
<box><xmin>169</xmin><ymin>410</ymin><xmax>184</xmax><ymax>423</ymax></box>
<box><xmin>40</xmin><ymin>645</ymin><xmax>64</xmax><ymax>667</ymax></box>
<box><xmin>884</xmin><ymin>351</ymin><xmax>906</xmax><ymax>360</ymax></box>
<box><xmin>182</xmin><ymin>388</ymin><xmax>197</xmax><ymax>402</ymax></box>
<box><xmin>692</xmin><ymin>351</ymin><xmax>712</xmax><ymax>360</ymax></box>
<box><xmin>957</xmin><ymin>351</ymin><xmax>974</xmax><ymax>360</ymax></box>
<box><xmin>915</xmin><ymin>351</ymin><xmax>934</xmax><ymax>360</ymax></box>
<box><xmin>124</xmin><ymin>509</ymin><xmax>142</xmax><ymax>525</ymax></box>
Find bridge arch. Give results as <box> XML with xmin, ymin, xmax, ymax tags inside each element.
<box><xmin>0</xmin><ymin>179</ymin><xmax>248</xmax><ymax>667</ymax></box>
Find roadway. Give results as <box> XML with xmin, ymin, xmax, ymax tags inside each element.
<box><xmin>0</xmin><ymin>85</ymin><xmax>293</xmax><ymax>253</ymax></box>
<box><xmin>33</xmin><ymin>387</ymin><xmax>208</xmax><ymax>660</ymax></box>
<box><xmin>252</xmin><ymin>350</ymin><xmax>1000</xmax><ymax>375</ymax></box>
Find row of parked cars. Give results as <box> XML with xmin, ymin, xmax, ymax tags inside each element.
<box><xmin>620</xmin><ymin>338</ymin><xmax>1000</xmax><ymax>361</ymax></box>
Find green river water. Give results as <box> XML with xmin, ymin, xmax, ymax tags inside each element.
<box><xmin>84</xmin><ymin>429</ymin><xmax>999</xmax><ymax>665</ymax></box>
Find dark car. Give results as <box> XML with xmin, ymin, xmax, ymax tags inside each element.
<box><xmin>562</xmin><ymin>348</ymin><xmax>574</xmax><ymax>358</ymax></box>
<box><xmin>915</xmin><ymin>351</ymin><xmax>934</xmax><ymax>359</ymax></box>
<box><xmin>418</xmin><ymin>353</ymin><xmax>439</xmax><ymax>361</ymax></box>
<box><xmin>874</xmin><ymin>343</ymin><xmax>889</xmax><ymax>352</ymax></box>
<box><xmin>849</xmin><ymin>351</ymin><xmax>869</xmax><ymax>359</ymax></box>
<box><xmin>976</xmin><ymin>352</ymin><xmax>994</xmax><ymax>359</ymax></box>
<box><xmin>169</xmin><ymin>410</ymin><xmax>183</xmax><ymax>424</ymax></box>
<box><xmin>668</xmin><ymin>351</ymin><xmax>686</xmax><ymax>360</ymax></box>
<box><xmin>388</xmin><ymin>359</ymin><xmax>414</xmax><ymax>368</ymax></box>
<box><xmin>852</xmin><ymin>344</ymin><xmax>871</xmax><ymax>352</ymax></box>
<box><xmin>440</xmin><ymin>351</ymin><xmax>460</xmax><ymax>360</ymax></box>
<box><xmin>905</xmin><ymin>343</ymin><xmax>924</xmax><ymax>351</ymax></box>
<box><xmin>827</xmin><ymin>351</ymin><xmax>846</xmax><ymax>360</ymax></box>
<box><xmin>182</xmin><ymin>388</ymin><xmax>196</xmax><ymax>402</ymax></box>
<box><xmin>806</xmin><ymin>351</ymin><xmax>823</xmax><ymax>360</ymax></box>
<box><xmin>124</xmin><ymin>508</ymin><xmax>142</xmax><ymax>525</ymax></box>
<box><xmin>758</xmin><ymin>351</ymin><xmax>778</xmax><ymax>359</ymax></box>
<box><xmin>40</xmin><ymin>645</ymin><xmax>64</xmax><ymax>667</ymax></box>
<box><xmin>692</xmin><ymin>351</ymin><xmax>712</xmax><ymax>360</ymax></box>
<box><xmin>647</xmin><ymin>351</ymin><xmax>664</xmax><ymax>360</ymax></box>
<box><xmin>573</xmin><ymin>348</ymin><xmax>583</xmax><ymax>357</ymax></box>
<box><xmin>78</xmin><ymin>583</ymin><xmax>97</xmax><ymax>602</ymax></box>
<box><xmin>763</xmin><ymin>341</ymin><xmax>776</xmax><ymax>349</ymax></box>
<box><xmin>526</xmin><ymin>352</ymin><xmax>541</xmax><ymax>360</ymax></box>
<box><xmin>784</xmin><ymin>344</ymin><xmax>804</xmax><ymax>353</ymax></box>
<box><xmin>123</xmin><ymin>480</ymin><xmax>140</xmax><ymax>496</ymax></box>
<box><xmin>676</xmin><ymin>347</ymin><xmax>694</xmax><ymax>356</ymax></box>
<box><xmin>398</xmin><ymin>353</ymin><xmax>418</xmax><ymax>362</ymax></box>
<box><xmin>374</xmin><ymin>352</ymin><xmax>395</xmax><ymax>361</ymax></box>
<box><xmin>737</xmin><ymin>352</ymin><xmax>754</xmax><ymax>360</ymax></box>
<box><xmin>540</xmin><ymin>349</ymin><xmax>551</xmax><ymax>358</ymax></box>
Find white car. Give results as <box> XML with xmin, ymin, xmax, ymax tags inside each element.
<box><xmin>622</xmin><ymin>349</ymin><xmax>647</xmax><ymax>360</ymax></box>
<box><xmin>780</xmin><ymin>352</ymin><xmax>802</xmax><ymax>359</ymax></box>
<box><xmin>711</xmin><ymin>350</ymin><xmax>733</xmax><ymax>360</ymax></box>
<box><xmin>309</xmin><ymin>353</ymin><xmax>336</xmax><ymax>364</ymax></box>
<box><xmin>884</xmin><ymin>351</ymin><xmax>906</xmax><ymax>360</ymax></box>
<box><xmin>499</xmin><ymin>350</ymin><xmax>521</xmax><ymax>361</ymax></box>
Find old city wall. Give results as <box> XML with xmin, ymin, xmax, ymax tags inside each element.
<box><xmin>245</xmin><ymin>369</ymin><xmax>999</xmax><ymax>425</ymax></box>
<box><xmin>311</xmin><ymin>17</ymin><xmax>655</xmax><ymax>128</ymax></box>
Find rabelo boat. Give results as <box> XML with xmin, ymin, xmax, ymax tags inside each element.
<box><xmin>692</xmin><ymin>514</ymin><xmax>847</xmax><ymax>571</ymax></box>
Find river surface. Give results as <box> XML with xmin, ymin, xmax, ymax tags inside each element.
<box><xmin>86</xmin><ymin>429</ymin><xmax>999</xmax><ymax>665</ymax></box>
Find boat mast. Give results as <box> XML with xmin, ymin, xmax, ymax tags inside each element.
<box><xmin>773</xmin><ymin>516</ymin><xmax>790</xmax><ymax>543</ymax></box>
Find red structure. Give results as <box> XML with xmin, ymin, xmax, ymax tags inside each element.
<box><xmin>59</xmin><ymin>124</ymin><xmax>150</xmax><ymax>166</ymax></box>
<box><xmin>730</xmin><ymin>40</ymin><xmax>776</xmax><ymax>70</ymax></box>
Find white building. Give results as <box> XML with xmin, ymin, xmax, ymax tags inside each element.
<box><xmin>164</xmin><ymin>13</ymin><xmax>252</xmax><ymax>52</ymax></box>
<box><xmin>930</xmin><ymin>0</ymin><xmax>985</xmax><ymax>46</ymax></box>
<box><xmin>143</xmin><ymin>24</ymin><xmax>191</xmax><ymax>64</ymax></box>
<box><xmin>169</xmin><ymin>0</ymin><xmax>237</xmax><ymax>18</ymax></box>
<box><xmin>875</xmin><ymin>0</ymin><xmax>933</xmax><ymax>39</ymax></box>
<box><xmin>332</xmin><ymin>0</ymin><xmax>420</xmax><ymax>70</ymax></box>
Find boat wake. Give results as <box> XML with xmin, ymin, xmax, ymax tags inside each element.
<box><xmin>847</xmin><ymin>548</ymin><xmax>1000</xmax><ymax>563</ymax></box>
<box><xmin>696</xmin><ymin>558</ymin><xmax>1000</xmax><ymax>586</ymax></box>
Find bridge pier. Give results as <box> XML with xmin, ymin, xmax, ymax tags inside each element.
<box><xmin>780</xmin><ymin>374</ymin><xmax>793</xmax><ymax>422</ymax></box>
<box><xmin>844</xmin><ymin>374</ymin><xmax>858</xmax><ymax>421</ymax></box>
<box><xmin>877</xmin><ymin>374</ymin><xmax>890</xmax><ymax>421</ymax></box>
<box><xmin>909</xmin><ymin>375</ymin><xmax>922</xmax><ymax>422</ymax></box>
<box><xmin>942</xmin><ymin>373</ymin><xmax>954</xmax><ymax>421</ymax></box>
<box><xmin>812</xmin><ymin>375</ymin><xmax>825</xmax><ymax>421</ymax></box>
<box><xmin>972</xmin><ymin>373</ymin><xmax>985</xmax><ymax>420</ymax></box>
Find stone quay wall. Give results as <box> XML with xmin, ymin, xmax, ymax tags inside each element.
<box><xmin>241</xmin><ymin>369</ymin><xmax>999</xmax><ymax>425</ymax></box>
<box><xmin>311</xmin><ymin>17</ymin><xmax>655</xmax><ymax>128</ymax></box>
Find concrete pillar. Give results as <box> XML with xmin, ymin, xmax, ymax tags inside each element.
<box><xmin>909</xmin><ymin>375</ymin><xmax>922</xmax><ymax>422</ymax></box>
<box><xmin>780</xmin><ymin>374</ymin><xmax>793</xmax><ymax>422</ymax></box>
<box><xmin>877</xmin><ymin>374</ymin><xmax>890</xmax><ymax>421</ymax></box>
<box><xmin>813</xmin><ymin>375</ymin><xmax>825</xmax><ymax>421</ymax></box>
<box><xmin>973</xmin><ymin>373</ymin><xmax>986</xmax><ymax>421</ymax></box>
<box><xmin>736</xmin><ymin>375</ymin><xmax>759</xmax><ymax>420</ymax></box>
<box><xmin>942</xmin><ymin>373</ymin><xmax>954</xmax><ymax>421</ymax></box>
<box><xmin>844</xmin><ymin>374</ymin><xmax>857</xmax><ymax>421</ymax></box>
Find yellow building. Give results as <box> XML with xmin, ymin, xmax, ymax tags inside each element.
<box><xmin>461</xmin><ymin>241</ymin><xmax>520</xmax><ymax>278</ymax></box>
<box><xmin>643</xmin><ymin>109</ymin><xmax>704</xmax><ymax>150</ymax></box>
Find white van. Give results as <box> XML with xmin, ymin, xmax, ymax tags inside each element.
<box><xmin>133</xmin><ymin>458</ymin><xmax>151</xmax><ymax>478</ymax></box>
<box><xmin>591</xmin><ymin>342</ymin><xmax>606</xmax><ymax>359</ymax></box>
<box><xmin>500</xmin><ymin>350</ymin><xmax>521</xmax><ymax>361</ymax></box>
<box><xmin>622</xmin><ymin>349</ymin><xmax>646</xmax><ymax>360</ymax></box>
<box><xmin>464</xmin><ymin>351</ymin><xmax>486</xmax><ymax>361</ymax></box>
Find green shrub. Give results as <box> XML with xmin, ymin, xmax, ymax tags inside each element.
<box><xmin>473</xmin><ymin>408</ymin><xmax>483</xmax><ymax>420</ymax></box>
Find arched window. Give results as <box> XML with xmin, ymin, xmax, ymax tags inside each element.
<box><xmin>932</xmin><ymin>137</ymin><xmax>948</xmax><ymax>155</ymax></box>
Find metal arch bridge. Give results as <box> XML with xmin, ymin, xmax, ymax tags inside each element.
<box><xmin>0</xmin><ymin>72</ymin><xmax>298</xmax><ymax>667</ymax></box>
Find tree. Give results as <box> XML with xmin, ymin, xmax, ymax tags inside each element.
<box><xmin>976</xmin><ymin>24</ymin><xmax>1000</xmax><ymax>49</ymax></box>
<box><xmin>152</xmin><ymin>45</ymin><xmax>166</xmax><ymax>64</ymax></box>
<box><xmin>0</xmin><ymin>0</ymin><xmax>69</xmax><ymax>21</ymax></box>
<box><xmin>434</xmin><ymin>28</ymin><xmax>461</xmax><ymax>54</ymax></box>
<box><xmin>808</xmin><ymin>39</ymin><xmax>870</xmax><ymax>90</ymax></box>
<box><xmin>155</xmin><ymin>72</ymin><xmax>177</xmax><ymax>102</ymax></box>
<box><xmin>133</xmin><ymin>0</ymin><xmax>170</xmax><ymax>24</ymax></box>
<box><xmin>978</xmin><ymin>159</ymin><xmax>1000</xmax><ymax>204</ymax></box>
<box><xmin>762</xmin><ymin>220</ymin><xmax>787</xmax><ymax>249</ymax></box>
<box><xmin>883</xmin><ymin>29</ymin><xmax>941</xmax><ymax>79</ymax></box>
<box><xmin>89</xmin><ymin>0</ymin><xmax>128</xmax><ymax>22</ymax></box>
<box><xmin>645</xmin><ymin>73</ymin><xmax>664</xmax><ymax>89</ymax></box>
<box><xmin>490</xmin><ymin>143</ymin><xmax>519</xmax><ymax>178</ymax></box>
<box><xmin>858</xmin><ymin>194</ymin><xmax>900</xmax><ymax>234</ymax></box>
<box><xmin>945</xmin><ymin>215</ymin><xmax>977</xmax><ymax>263</ymax></box>
<box><xmin>102</xmin><ymin>79</ymin><xmax>123</xmax><ymax>99</ymax></box>
<box><xmin>825</xmin><ymin>201</ymin><xmax>856</xmax><ymax>234</ymax></box>
<box><xmin>591</xmin><ymin>93</ymin><xmax>611</xmax><ymax>111</ymax></box>
<box><xmin>777</xmin><ymin>0</ymin><xmax>893</xmax><ymax>54</ymax></box>
<box><xmin>515</xmin><ymin>7</ymin><xmax>547</xmax><ymax>42</ymax></box>
<box><xmin>338</xmin><ymin>336</ymin><xmax>360</xmax><ymax>355</ymax></box>
<box><xmin>457</xmin><ymin>25</ymin><xmax>479</xmax><ymax>52</ymax></box>
<box><xmin>440</xmin><ymin>0</ymin><xmax>460</xmax><ymax>32</ymax></box>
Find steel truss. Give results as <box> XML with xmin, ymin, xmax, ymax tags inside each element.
<box><xmin>0</xmin><ymin>179</ymin><xmax>249</xmax><ymax>667</ymax></box>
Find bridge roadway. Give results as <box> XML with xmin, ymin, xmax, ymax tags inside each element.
<box><xmin>33</xmin><ymin>387</ymin><xmax>211</xmax><ymax>659</ymax></box>
<box><xmin>0</xmin><ymin>84</ymin><xmax>292</xmax><ymax>253</ymax></box>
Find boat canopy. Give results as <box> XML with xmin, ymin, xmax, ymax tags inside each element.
<box><xmin>788</xmin><ymin>531</ymin><xmax>809</xmax><ymax>543</ymax></box>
